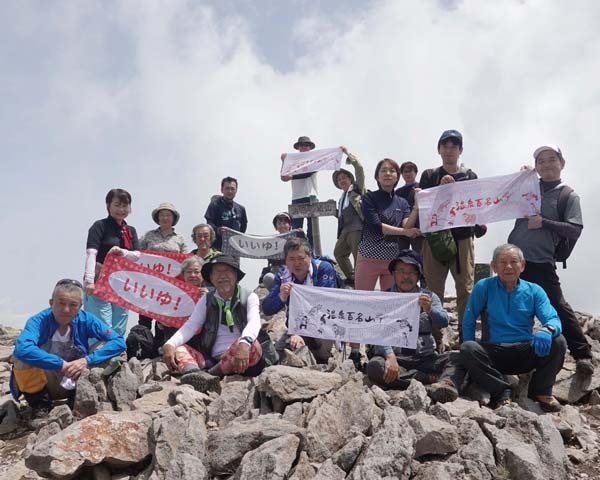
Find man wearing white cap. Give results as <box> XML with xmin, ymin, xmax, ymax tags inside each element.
<box><xmin>508</xmin><ymin>145</ymin><xmax>593</xmax><ymax>375</ymax></box>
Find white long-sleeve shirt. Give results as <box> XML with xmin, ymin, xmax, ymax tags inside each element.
<box><xmin>165</xmin><ymin>290</ymin><xmax>261</xmax><ymax>359</ymax></box>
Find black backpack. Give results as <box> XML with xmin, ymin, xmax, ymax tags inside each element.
<box><xmin>126</xmin><ymin>324</ymin><xmax>156</xmax><ymax>360</ymax></box>
<box><xmin>313</xmin><ymin>256</ymin><xmax>346</xmax><ymax>288</ymax></box>
<box><xmin>555</xmin><ymin>185</ymin><xmax>579</xmax><ymax>269</ymax></box>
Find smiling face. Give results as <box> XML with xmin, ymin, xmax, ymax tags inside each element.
<box><xmin>183</xmin><ymin>265</ymin><xmax>203</xmax><ymax>287</ymax></box>
<box><xmin>392</xmin><ymin>262</ymin><xmax>420</xmax><ymax>292</ymax></box>
<box><xmin>108</xmin><ymin>198</ymin><xmax>130</xmax><ymax>223</ymax></box>
<box><xmin>491</xmin><ymin>248</ymin><xmax>525</xmax><ymax>287</ymax></box>
<box><xmin>210</xmin><ymin>264</ymin><xmax>237</xmax><ymax>298</ymax></box>
<box><xmin>275</xmin><ymin>218</ymin><xmax>291</xmax><ymax>234</ymax></box>
<box><xmin>376</xmin><ymin>160</ymin><xmax>399</xmax><ymax>191</ymax></box>
<box><xmin>157</xmin><ymin>209</ymin><xmax>174</xmax><ymax>230</ymax></box>
<box><xmin>50</xmin><ymin>291</ymin><xmax>82</xmax><ymax>330</ymax></box>
<box><xmin>535</xmin><ymin>150</ymin><xmax>564</xmax><ymax>182</ymax></box>
<box><xmin>285</xmin><ymin>247</ymin><xmax>311</xmax><ymax>281</ymax></box>
<box><xmin>336</xmin><ymin>172</ymin><xmax>353</xmax><ymax>192</ymax></box>
<box><xmin>193</xmin><ymin>226</ymin><xmax>213</xmax><ymax>252</ymax></box>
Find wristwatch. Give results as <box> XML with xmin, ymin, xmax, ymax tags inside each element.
<box><xmin>239</xmin><ymin>336</ymin><xmax>254</xmax><ymax>345</ymax></box>
<box><xmin>543</xmin><ymin>325</ymin><xmax>556</xmax><ymax>336</ymax></box>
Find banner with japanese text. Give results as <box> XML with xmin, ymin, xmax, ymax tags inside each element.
<box><xmin>138</xmin><ymin>250</ymin><xmax>191</xmax><ymax>277</ymax></box>
<box><xmin>288</xmin><ymin>285</ymin><xmax>421</xmax><ymax>348</ymax></box>
<box><xmin>220</xmin><ymin>228</ymin><xmax>300</xmax><ymax>259</ymax></box>
<box><xmin>416</xmin><ymin>170</ymin><xmax>541</xmax><ymax>233</ymax></box>
<box><xmin>94</xmin><ymin>253</ymin><xmax>201</xmax><ymax>328</ymax></box>
<box><xmin>281</xmin><ymin>147</ymin><xmax>345</xmax><ymax>176</ymax></box>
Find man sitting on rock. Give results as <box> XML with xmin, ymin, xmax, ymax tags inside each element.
<box><xmin>431</xmin><ymin>243</ymin><xmax>566</xmax><ymax>411</ymax></box>
<box><xmin>366</xmin><ymin>250</ymin><xmax>461</xmax><ymax>401</ymax></box>
<box><xmin>262</xmin><ymin>237</ymin><xmax>337</xmax><ymax>363</ymax></box>
<box><xmin>11</xmin><ymin>279</ymin><xmax>126</xmax><ymax>418</ymax></box>
<box><xmin>163</xmin><ymin>255</ymin><xmax>266</xmax><ymax>392</ymax></box>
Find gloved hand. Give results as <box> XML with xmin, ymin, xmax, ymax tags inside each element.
<box><xmin>531</xmin><ymin>330</ymin><xmax>552</xmax><ymax>357</ymax></box>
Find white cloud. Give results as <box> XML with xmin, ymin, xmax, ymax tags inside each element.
<box><xmin>1</xmin><ymin>0</ymin><xmax>599</xmax><ymax>329</ymax></box>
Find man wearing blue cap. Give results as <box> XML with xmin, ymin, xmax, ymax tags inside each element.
<box><xmin>417</xmin><ymin>130</ymin><xmax>486</xmax><ymax>347</ymax></box>
<box><xmin>508</xmin><ymin>145</ymin><xmax>593</xmax><ymax>375</ymax></box>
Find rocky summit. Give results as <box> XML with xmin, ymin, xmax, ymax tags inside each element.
<box><xmin>1</xmin><ymin>297</ymin><xmax>600</xmax><ymax>480</ymax></box>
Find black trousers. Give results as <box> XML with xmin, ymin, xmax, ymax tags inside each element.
<box><xmin>291</xmin><ymin>197</ymin><xmax>314</xmax><ymax>248</ymax></box>
<box><xmin>460</xmin><ymin>336</ymin><xmax>566</xmax><ymax>397</ymax></box>
<box><xmin>521</xmin><ymin>262</ymin><xmax>591</xmax><ymax>360</ymax></box>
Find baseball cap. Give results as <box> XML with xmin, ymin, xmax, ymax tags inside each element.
<box><xmin>533</xmin><ymin>144</ymin><xmax>563</xmax><ymax>161</ymax></box>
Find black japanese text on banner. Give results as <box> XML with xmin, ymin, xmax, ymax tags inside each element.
<box><xmin>288</xmin><ymin>285</ymin><xmax>421</xmax><ymax>348</ymax></box>
<box><xmin>416</xmin><ymin>170</ymin><xmax>541</xmax><ymax>233</ymax></box>
<box><xmin>220</xmin><ymin>228</ymin><xmax>299</xmax><ymax>259</ymax></box>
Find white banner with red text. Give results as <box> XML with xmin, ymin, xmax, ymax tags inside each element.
<box><xmin>416</xmin><ymin>170</ymin><xmax>541</xmax><ymax>233</ymax></box>
<box><xmin>281</xmin><ymin>147</ymin><xmax>345</xmax><ymax>177</ymax></box>
<box><xmin>94</xmin><ymin>253</ymin><xmax>201</xmax><ymax>328</ymax></box>
<box><xmin>288</xmin><ymin>285</ymin><xmax>420</xmax><ymax>348</ymax></box>
<box><xmin>138</xmin><ymin>250</ymin><xmax>191</xmax><ymax>277</ymax></box>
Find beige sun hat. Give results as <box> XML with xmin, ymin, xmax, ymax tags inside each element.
<box><xmin>151</xmin><ymin>202</ymin><xmax>180</xmax><ymax>226</ymax></box>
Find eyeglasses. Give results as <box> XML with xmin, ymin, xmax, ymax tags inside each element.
<box><xmin>56</xmin><ymin>279</ymin><xmax>83</xmax><ymax>289</ymax></box>
<box><xmin>393</xmin><ymin>269</ymin><xmax>418</xmax><ymax>276</ymax></box>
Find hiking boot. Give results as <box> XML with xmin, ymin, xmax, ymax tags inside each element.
<box><xmin>576</xmin><ymin>358</ymin><xmax>595</xmax><ymax>376</ymax></box>
<box><xmin>349</xmin><ymin>351</ymin><xmax>363</xmax><ymax>372</ymax></box>
<box><xmin>428</xmin><ymin>379</ymin><xmax>458</xmax><ymax>403</ymax></box>
<box><xmin>491</xmin><ymin>388</ymin><xmax>512</xmax><ymax>409</ymax></box>
<box><xmin>414</xmin><ymin>371</ymin><xmax>440</xmax><ymax>385</ymax></box>
<box><xmin>531</xmin><ymin>395</ymin><xmax>562</xmax><ymax>413</ymax></box>
<box><xmin>180</xmin><ymin>371</ymin><xmax>221</xmax><ymax>394</ymax></box>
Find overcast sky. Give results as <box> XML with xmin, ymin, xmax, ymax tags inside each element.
<box><xmin>1</xmin><ymin>0</ymin><xmax>599</xmax><ymax>328</ymax></box>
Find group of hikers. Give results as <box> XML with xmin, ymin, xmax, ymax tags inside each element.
<box><xmin>10</xmin><ymin>130</ymin><xmax>590</xmax><ymax>420</ymax></box>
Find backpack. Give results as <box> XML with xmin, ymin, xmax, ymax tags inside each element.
<box><xmin>555</xmin><ymin>185</ymin><xmax>578</xmax><ymax>269</ymax></box>
<box><xmin>313</xmin><ymin>256</ymin><xmax>346</xmax><ymax>288</ymax></box>
<box><xmin>425</xmin><ymin>230</ymin><xmax>457</xmax><ymax>263</ymax></box>
<box><xmin>126</xmin><ymin>324</ymin><xmax>156</xmax><ymax>360</ymax></box>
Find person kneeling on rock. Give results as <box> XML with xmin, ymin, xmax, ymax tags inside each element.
<box><xmin>11</xmin><ymin>279</ymin><xmax>126</xmax><ymax>419</ymax></box>
<box><xmin>163</xmin><ymin>255</ymin><xmax>266</xmax><ymax>392</ymax></box>
<box><xmin>366</xmin><ymin>250</ymin><xmax>463</xmax><ymax>402</ymax></box>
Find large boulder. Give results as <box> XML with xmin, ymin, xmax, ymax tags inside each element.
<box><xmin>207</xmin><ymin>414</ymin><xmax>304</xmax><ymax>474</ymax></box>
<box><xmin>304</xmin><ymin>378</ymin><xmax>382</xmax><ymax>462</ymax></box>
<box><xmin>349</xmin><ymin>406</ymin><xmax>416</xmax><ymax>479</ymax></box>
<box><xmin>256</xmin><ymin>365</ymin><xmax>343</xmax><ymax>403</ymax></box>
<box><xmin>25</xmin><ymin>411</ymin><xmax>152</xmax><ymax>479</ymax></box>
<box><xmin>408</xmin><ymin>412</ymin><xmax>460</xmax><ymax>458</ymax></box>
<box><xmin>207</xmin><ymin>376</ymin><xmax>254</xmax><ymax>427</ymax></box>
<box><xmin>107</xmin><ymin>361</ymin><xmax>140</xmax><ymax>410</ymax></box>
<box><xmin>234</xmin><ymin>434</ymin><xmax>300</xmax><ymax>480</ymax></box>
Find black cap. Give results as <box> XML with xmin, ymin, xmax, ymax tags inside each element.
<box><xmin>201</xmin><ymin>254</ymin><xmax>245</xmax><ymax>282</ymax></box>
<box><xmin>438</xmin><ymin>129</ymin><xmax>463</xmax><ymax>147</ymax></box>
<box><xmin>388</xmin><ymin>249</ymin><xmax>423</xmax><ymax>276</ymax></box>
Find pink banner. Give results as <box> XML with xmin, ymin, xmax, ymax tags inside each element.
<box><xmin>94</xmin><ymin>253</ymin><xmax>201</xmax><ymax>328</ymax></box>
<box><xmin>138</xmin><ymin>250</ymin><xmax>191</xmax><ymax>277</ymax></box>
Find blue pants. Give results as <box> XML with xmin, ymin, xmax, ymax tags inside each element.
<box><xmin>84</xmin><ymin>293</ymin><xmax>128</xmax><ymax>336</ymax></box>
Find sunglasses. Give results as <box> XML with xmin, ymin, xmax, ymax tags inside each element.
<box><xmin>55</xmin><ymin>278</ymin><xmax>84</xmax><ymax>289</ymax></box>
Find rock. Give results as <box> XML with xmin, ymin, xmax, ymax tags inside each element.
<box><xmin>408</xmin><ymin>412</ymin><xmax>460</xmax><ymax>457</ymax></box>
<box><xmin>481</xmin><ymin>405</ymin><xmax>566</xmax><ymax>480</ymax></box>
<box><xmin>0</xmin><ymin>345</ymin><xmax>14</xmax><ymax>362</ymax></box>
<box><xmin>456</xmin><ymin>418</ymin><xmax>496</xmax><ymax>478</ymax></box>
<box><xmin>47</xmin><ymin>404</ymin><xmax>73</xmax><ymax>430</ymax></box>
<box><xmin>107</xmin><ymin>361</ymin><xmax>140</xmax><ymax>410</ymax></box>
<box><xmin>305</xmin><ymin>378</ymin><xmax>381</xmax><ymax>462</ymax></box>
<box><xmin>207</xmin><ymin>414</ymin><xmax>304</xmax><ymax>474</ymax></box>
<box><xmin>412</xmin><ymin>461</ymin><xmax>465</xmax><ymax>479</ymax></box>
<box><xmin>559</xmin><ymin>405</ymin><xmax>598</xmax><ymax>452</ymax></box>
<box><xmin>207</xmin><ymin>377</ymin><xmax>253</xmax><ymax>427</ymax></box>
<box><xmin>36</xmin><ymin>422</ymin><xmax>62</xmax><ymax>444</ymax></box>
<box><xmin>288</xmin><ymin>451</ymin><xmax>316</xmax><ymax>480</ymax></box>
<box><xmin>168</xmin><ymin>385</ymin><xmax>209</xmax><ymax>415</ymax></box>
<box><xmin>437</xmin><ymin>397</ymin><xmax>481</xmax><ymax>417</ymax></box>
<box><xmin>161</xmin><ymin>453</ymin><xmax>208</xmax><ymax>480</ymax></box>
<box><xmin>256</xmin><ymin>365</ymin><xmax>342</xmax><ymax>403</ymax></box>
<box><xmin>151</xmin><ymin>405</ymin><xmax>208</xmax><ymax>480</ymax></box>
<box><xmin>331</xmin><ymin>433</ymin><xmax>366</xmax><ymax>473</ymax></box>
<box><xmin>138</xmin><ymin>381</ymin><xmax>163</xmax><ymax>397</ymax></box>
<box><xmin>349</xmin><ymin>406</ymin><xmax>416</xmax><ymax>479</ymax></box>
<box><xmin>73</xmin><ymin>371</ymin><xmax>101</xmax><ymax>418</ymax></box>
<box><xmin>92</xmin><ymin>463</ymin><xmax>111</xmax><ymax>480</ymax></box>
<box><xmin>128</xmin><ymin>356</ymin><xmax>144</xmax><ymax>384</ymax></box>
<box><xmin>132</xmin><ymin>383</ymin><xmax>178</xmax><ymax>413</ymax></box>
<box><xmin>153</xmin><ymin>360</ymin><xmax>170</xmax><ymax>380</ymax></box>
<box><xmin>25</xmin><ymin>411</ymin><xmax>152</xmax><ymax>479</ymax></box>
<box><xmin>369</xmin><ymin>384</ymin><xmax>391</xmax><ymax>409</ymax></box>
<box><xmin>553</xmin><ymin>368</ymin><xmax>600</xmax><ymax>404</ymax></box>
<box><xmin>332</xmin><ymin>359</ymin><xmax>360</xmax><ymax>383</ymax></box>
<box><xmin>234</xmin><ymin>434</ymin><xmax>299</xmax><ymax>480</ymax></box>
<box><xmin>0</xmin><ymin>399</ymin><xmax>19</xmax><ymax>435</ymax></box>
<box><xmin>588</xmin><ymin>390</ymin><xmax>600</xmax><ymax>405</ymax></box>
<box><xmin>282</xmin><ymin>401</ymin><xmax>304</xmax><ymax>427</ymax></box>
<box><xmin>313</xmin><ymin>459</ymin><xmax>346</xmax><ymax>479</ymax></box>
<box><xmin>390</xmin><ymin>379</ymin><xmax>430</xmax><ymax>414</ymax></box>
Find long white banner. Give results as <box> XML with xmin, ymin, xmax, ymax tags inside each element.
<box><xmin>281</xmin><ymin>147</ymin><xmax>345</xmax><ymax>176</ymax></box>
<box><xmin>416</xmin><ymin>170</ymin><xmax>541</xmax><ymax>233</ymax></box>
<box><xmin>288</xmin><ymin>285</ymin><xmax>420</xmax><ymax>348</ymax></box>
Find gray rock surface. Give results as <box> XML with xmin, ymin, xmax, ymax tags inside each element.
<box><xmin>207</xmin><ymin>376</ymin><xmax>253</xmax><ymax>427</ymax></box>
<box><xmin>408</xmin><ymin>412</ymin><xmax>460</xmax><ymax>457</ymax></box>
<box><xmin>107</xmin><ymin>361</ymin><xmax>140</xmax><ymax>410</ymax></box>
<box><xmin>331</xmin><ymin>433</ymin><xmax>366</xmax><ymax>473</ymax></box>
<box><xmin>288</xmin><ymin>451</ymin><xmax>316</xmax><ymax>480</ymax></box>
<box><xmin>256</xmin><ymin>365</ymin><xmax>343</xmax><ymax>403</ymax></box>
<box><xmin>234</xmin><ymin>434</ymin><xmax>300</xmax><ymax>479</ymax></box>
<box><xmin>73</xmin><ymin>369</ymin><xmax>101</xmax><ymax>418</ymax></box>
<box><xmin>313</xmin><ymin>458</ymin><xmax>346</xmax><ymax>480</ymax></box>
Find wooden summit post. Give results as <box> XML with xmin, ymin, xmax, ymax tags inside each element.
<box><xmin>288</xmin><ymin>199</ymin><xmax>337</xmax><ymax>257</ymax></box>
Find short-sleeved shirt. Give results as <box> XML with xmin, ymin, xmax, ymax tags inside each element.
<box><xmin>291</xmin><ymin>173</ymin><xmax>318</xmax><ymax>200</ymax></box>
<box><xmin>508</xmin><ymin>182</ymin><xmax>583</xmax><ymax>264</ymax></box>
<box><xmin>140</xmin><ymin>228</ymin><xmax>187</xmax><ymax>253</ymax></box>
<box><xmin>358</xmin><ymin>189</ymin><xmax>411</xmax><ymax>260</ymax></box>
<box><xmin>86</xmin><ymin>216</ymin><xmax>140</xmax><ymax>263</ymax></box>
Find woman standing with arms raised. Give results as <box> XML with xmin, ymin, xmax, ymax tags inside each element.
<box><xmin>84</xmin><ymin>189</ymin><xmax>139</xmax><ymax>336</ymax></box>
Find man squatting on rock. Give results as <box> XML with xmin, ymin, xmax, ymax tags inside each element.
<box><xmin>163</xmin><ymin>254</ymin><xmax>267</xmax><ymax>391</ymax></box>
<box><xmin>366</xmin><ymin>249</ymin><xmax>463</xmax><ymax>403</ymax></box>
<box><xmin>11</xmin><ymin>279</ymin><xmax>126</xmax><ymax>417</ymax></box>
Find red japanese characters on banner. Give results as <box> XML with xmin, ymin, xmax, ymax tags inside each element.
<box><xmin>138</xmin><ymin>250</ymin><xmax>191</xmax><ymax>277</ymax></box>
<box><xmin>94</xmin><ymin>253</ymin><xmax>201</xmax><ymax>328</ymax></box>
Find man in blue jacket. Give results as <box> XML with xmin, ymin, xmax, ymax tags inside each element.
<box><xmin>438</xmin><ymin>244</ymin><xmax>566</xmax><ymax>411</ymax></box>
<box><xmin>12</xmin><ymin>279</ymin><xmax>126</xmax><ymax>417</ymax></box>
<box><xmin>262</xmin><ymin>237</ymin><xmax>337</xmax><ymax>363</ymax></box>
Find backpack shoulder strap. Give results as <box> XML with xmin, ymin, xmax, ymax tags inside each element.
<box><xmin>557</xmin><ymin>185</ymin><xmax>574</xmax><ymax>222</ymax></box>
